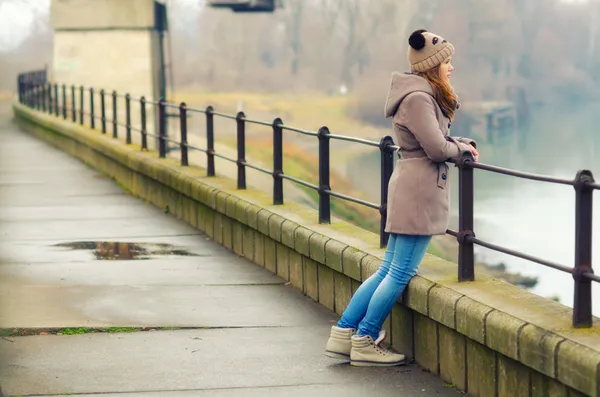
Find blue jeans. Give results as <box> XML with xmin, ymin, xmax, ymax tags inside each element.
<box><xmin>337</xmin><ymin>233</ymin><xmax>431</xmax><ymax>340</ymax></box>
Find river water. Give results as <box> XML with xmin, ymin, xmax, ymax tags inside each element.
<box><xmin>459</xmin><ymin>100</ymin><xmax>600</xmax><ymax>314</ymax></box>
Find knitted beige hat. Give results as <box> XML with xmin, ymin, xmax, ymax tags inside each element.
<box><xmin>408</xmin><ymin>29</ymin><xmax>455</xmax><ymax>73</ymax></box>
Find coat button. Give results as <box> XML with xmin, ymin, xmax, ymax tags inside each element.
<box><xmin>442</xmin><ymin>173</ymin><xmax>447</xmax><ymax>180</ymax></box>
<box><xmin>448</xmin><ymin>123</ymin><xmax>451</xmax><ymax>128</ymax></box>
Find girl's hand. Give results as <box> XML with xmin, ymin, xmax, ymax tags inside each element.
<box><xmin>470</xmin><ymin>145</ymin><xmax>479</xmax><ymax>162</ymax></box>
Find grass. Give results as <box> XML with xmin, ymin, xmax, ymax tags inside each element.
<box><xmin>0</xmin><ymin>327</ymin><xmax>185</xmax><ymax>337</ymax></box>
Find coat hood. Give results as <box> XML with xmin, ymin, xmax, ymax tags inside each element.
<box><xmin>384</xmin><ymin>72</ymin><xmax>434</xmax><ymax>118</ymax></box>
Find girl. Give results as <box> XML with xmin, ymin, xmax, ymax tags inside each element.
<box><xmin>325</xmin><ymin>29</ymin><xmax>479</xmax><ymax>367</ymax></box>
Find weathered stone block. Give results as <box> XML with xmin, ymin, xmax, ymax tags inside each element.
<box><xmin>318</xmin><ymin>263</ymin><xmax>334</xmax><ymax>311</ymax></box>
<box><xmin>225</xmin><ymin>195</ymin><xmax>239</xmax><ymax>219</ymax></box>
<box><xmin>232</xmin><ymin>222</ymin><xmax>243</xmax><ymax>256</ymax></box>
<box><xmin>208</xmin><ymin>189</ymin><xmax>218</xmax><ymax>210</ymax></box>
<box><xmin>391</xmin><ymin>304</ymin><xmax>414</xmax><ymax>359</ymax></box>
<box><xmin>281</xmin><ymin>220</ymin><xmax>298</xmax><ymax>249</ymax></box>
<box><xmin>213</xmin><ymin>213</ymin><xmax>224</xmax><ymax>244</ymax></box>
<box><xmin>216</xmin><ymin>191</ymin><xmax>229</xmax><ymax>214</ymax></box>
<box><xmin>257</xmin><ymin>209</ymin><xmax>272</xmax><ymax>236</ymax></box>
<box><xmin>361</xmin><ymin>255</ymin><xmax>380</xmax><ymax>282</ymax></box>
<box><xmin>234</xmin><ymin>199</ymin><xmax>249</xmax><ymax>225</ymax></box>
<box><xmin>309</xmin><ymin>233</ymin><xmax>329</xmax><ymax>264</ymax></box>
<box><xmin>254</xmin><ymin>232</ymin><xmax>265</xmax><ymax>267</ymax></box>
<box><xmin>264</xmin><ymin>237</ymin><xmax>277</xmax><ymax>273</ymax></box>
<box><xmin>242</xmin><ymin>225</ymin><xmax>254</xmax><ymax>261</ymax></box>
<box><xmin>197</xmin><ymin>183</ymin><xmax>213</xmax><ymax>205</ymax></box>
<box><xmin>414</xmin><ymin>313</ymin><xmax>438</xmax><ymax>374</ymax></box>
<box><xmin>276</xmin><ymin>243</ymin><xmax>290</xmax><ymax>280</ymax></box>
<box><xmin>485</xmin><ymin>310</ymin><xmax>526</xmax><ymax>361</ymax></box>
<box><xmin>429</xmin><ymin>285</ymin><xmax>463</xmax><ymax>329</ymax></box>
<box><xmin>294</xmin><ymin>227</ymin><xmax>314</xmax><ymax>257</ymax></box>
<box><xmin>531</xmin><ymin>370</ymin><xmax>568</xmax><ymax>397</ymax></box>
<box><xmin>204</xmin><ymin>209</ymin><xmax>214</xmax><ymax>239</ymax></box>
<box><xmin>557</xmin><ymin>340</ymin><xmax>600</xmax><ymax>396</ymax></box>
<box><xmin>497</xmin><ymin>355</ymin><xmax>530</xmax><ymax>397</ymax></box>
<box><xmin>342</xmin><ymin>247</ymin><xmax>365</xmax><ymax>281</ymax></box>
<box><xmin>289</xmin><ymin>250</ymin><xmax>303</xmax><ymax>291</ymax></box>
<box><xmin>325</xmin><ymin>240</ymin><xmax>345</xmax><ymax>273</ymax></box>
<box><xmin>304</xmin><ymin>257</ymin><xmax>319</xmax><ymax>301</ymax></box>
<box><xmin>333</xmin><ymin>272</ymin><xmax>352</xmax><ymax>316</ymax></box>
<box><xmin>466</xmin><ymin>339</ymin><xmax>497</xmax><ymax>397</ymax></box>
<box><xmin>222</xmin><ymin>216</ymin><xmax>233</xmax><ymax>250</ymax></box>
<box><xmin>455</xmin><ymin>296</ymin><xmax>493</xmax><ymax>345</ymax></box>
<box><xmin>188</xmin><ymin>198</ymin><xmax>197</xmax><ymax>228</ymax></box>
<box><xmin>568</xmin><ymin>387</ymin><xmax>589</xmax><ymax>397</ymax></box>
<box><xmin>269</xmin><ymin>214</ymin><xmax>285</xmax><ymax>242</ymax></box>
<box><xmin>519</xmin><ymin>324</ymin><xmax>564</xmax><ymax>378</ymax></box>
<box><xmin>405</xmin><ymin>277</ymin><xmax>435</xmax><ymax>316</ymax></box>
<box><xmin>246</xmin><ymin>204</ymin><xmax>261</xmax><ymax>230</ymax></box>
<box><xmin>438</xmin><ymin>325</ymin><xmax>466</xmax><ymax>391</ymax></box>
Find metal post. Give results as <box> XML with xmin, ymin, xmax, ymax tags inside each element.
<box><xmin>79</xmin><ymin>86</ymin><xmax>84</xmax><ymax>125</ymax></box>
<box><xmin>90</xmin><ymin>88</ymin><xmax>95</xmax><ymax>129</ymax></box>
<box><xmin>318</xmin><ymin>126</ymin><xmax>331</xmax><ymax>224</ymax></box>
<box><xmin>41</xmin><ymin>83</ymin><xmax>46</xmax><ymax>112</ymax></box>
<box><xmin>125</xmin><ymin>94</ymin><xmax>132</xmax><ymax>144</ymax></box>
<box><xmin>179</xmin><ymin>102</ymin><xmax>188</xmax><ymax>166</ymax></box>
<box><xmin>47</xmin><ymin>83</ymin><xmax>52</xmax><ymax>114</ymax></box>
<box><xmin>62</xmin><ymin>84</ymin><xmax>67</xmax><ymax>119</ymax></box>
<box><xmin>206</xmin><ymin>106</ymin><xmax>215</xmax><ymax>177</ymax></box>
<box><xmin>18</xmin><ymin>75</ymin><xmax>23</xmax><ymax>104</ymax></box>
<box><xmin>379</xmin><ymin>136</ymin><xmax>395</xmax><ymax>248</ymax></box>
<box><xmin>236</xmin><ymin>111</ymin><xmax>247</xmax><ymax>189</ymax></box>
<box><xmin>573</xmin><ymin>170</ymin><xmax>595</xmax><ymax>328</ymax></box>
<box><xmin>54</xmin><ymin>84</ymin><xmax>59</xmax><ymax>116</ymax></box>
<box><xmin>71</xmin><ymin>85</ymin><xmax>76</xmax><ymax>122</ymax></box>
<box><xmin>100</xmin><ymin>89</ymin><xmax>106</xmax><ymax>133</ymax></box>
<box><xmin>158</xmin><ymin>98</ymin><xmax>166</xmax><ymax>158</ymax></box>
<box><xmin>140</xmin><ymin>97</ymin><xmax>148</xmax><ymax>151</ymax></box>
<box><xmin>112</xmin><ymin>91</ymin><xmax>118</xmax><ymax>138</ymax></box>
<box><xmin>273</xmin><ymin>118</ymin><xmax>284</xmax><ymax>205</ymax></box>
<box><xmin>457</xmin><ymin>150</ymin><xmax>476</xmax><ymax>281</ymax></box>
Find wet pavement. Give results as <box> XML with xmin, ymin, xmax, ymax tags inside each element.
<box><xmin>0</xmin><ymin>103</ymin><xmax>461</xmax><ymax>396</ymax></box>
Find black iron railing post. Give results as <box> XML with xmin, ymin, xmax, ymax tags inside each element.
<box><xmin>34</xmin><ymin>84</ymin><xmax>40</xmax><ymax>110</ymax></box>
<box><xmin>158</xmin><ymin>98</ymin><xmax>166</xmax><ymax>158</ymax></box>
<box><xmin>206</xmin><ymin>106</ymin><xmax>215</xmax><ymax>177</ymax></box>
<box><xmin>179</xmin><ymin>102</ymin><xmax>188</xmax><ymax>166</ymax></box>
<box><xmin>379</xmin><ymin>136</ymin><xmax>395</xmax><ymax>248</ymax></box>
<box><xmin>125</xmin><ymin>94</ymin><xmax>132</xmax><ymax>144</ymax></box>
<box><xmin>140</xmin><ymin>96</ymin><xmax>148</xmax><ymax>151</ymax></box>
<box><xmin>41</xmin><ymin>83</ymin><xmax>46</xmax><ymax>112</ymax></box>
<box><xmin>100</xmin><ymin>89</ymin><xmax>106</xmax><ymax>133</ymax></box>
<box><xmin>61</xmin><ymin>84</ymin><xmax>67</xmax><ymax>119</ymax></box>
<box><xmin>54</xmin><ymin>84</ymin><xmax>59</xmax><ymax>116</ymax></box>
<box><xmin>71</xmin><ymin>85</ymin><xmax>76</xmax><ymax>122</ymax></box>
<box><xmin>112</xmin><ymin>91</ymin><xmax>118</xmax><ymax>138</ymax></box>
<box><xmin>236</xmin><ymin>111</ymin><xmax>247</xmax><ymax>189</ymax></box>
<box><xmin>573</xmin><ymin>170</ymin><xmax>595</xmax><ymax>328</ymax></box>
<box><xmin>458</xmin><ymin>150</ymin><xmax>476</xmax><ymax>281</ymax></box>
<box><xmin>18</xmin><ymin>75</ymin><xmax>23</xmax><ymax>104</ymax></box>
<box><xmin>318</xmin><ymin>126</ymin><xmax>331</xmax><ymax>224</ymax></box>
<box><xmin>79</xmin><ymin>86</ymin><xmax>84</xmax><ymax>125</ymax></box>
<box><xmin>90</xmin><ymin>88</ymin><xmax>95</xmax><ymax>129</ymax></box>
<box><xmin>273</xmin><ymin>117</ymin><xmax>284</xmax><ymax>205</ymax></box>
<box><xmin>47</xmin><ymin>83</ymin><xmax>52</xmax><ymax>114</ymax></box>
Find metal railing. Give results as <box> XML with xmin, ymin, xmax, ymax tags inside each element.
<box><xmin>17</xmin><ymin>70</ymin><xmax>598</xmax><ymax>328</ymax></box>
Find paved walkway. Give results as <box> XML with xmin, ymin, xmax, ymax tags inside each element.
<box><xmin>0</xmin><ymin>102</ymin><xmax>461</xmax><ymax>396</ymax></box>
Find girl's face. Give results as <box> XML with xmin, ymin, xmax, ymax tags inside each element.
<box><xmin>439</xmin><ymin>57</ymin><xmax>454</xmax><ymax>83</ymax></box>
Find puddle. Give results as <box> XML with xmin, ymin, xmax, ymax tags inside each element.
<box><xmin>52</xmin><ymin>241</ymin><xmax>201</xmax><ymax>260</ymax></box>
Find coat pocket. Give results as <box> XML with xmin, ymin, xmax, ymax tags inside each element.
<box><xmin>437</xmin><ymin>163</ymin><xmax>449</xmax><ymax>189</ymax></box>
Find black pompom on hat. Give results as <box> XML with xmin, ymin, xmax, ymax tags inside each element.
<box><xmin>407</xmin><ymin>29</ymin><xmax>454</xmax><ymax>73</ymax></box>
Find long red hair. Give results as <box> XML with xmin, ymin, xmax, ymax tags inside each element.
<box><xmin>417</xmin><ymin>65</ymin><xmax>458</xmax><ymax>121</ymax></box>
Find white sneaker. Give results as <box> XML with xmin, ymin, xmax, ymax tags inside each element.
<box><xmin>324</xmin><ymin>326</ymin><xmax>356</xmax><ymax>360</ymax></box>
<box><xmin>350</xmin><ymin>332</ymin><xmax>406</xmax><ymax>367</ymax></box>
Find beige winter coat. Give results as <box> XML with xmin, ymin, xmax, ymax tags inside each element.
<box><xmin>383</xmin><ymin>72</ymin><xmax>476</xmax><ymax>236</ymax></box>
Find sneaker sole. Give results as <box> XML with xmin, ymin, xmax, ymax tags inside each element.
<box><xmin>350</xmin><ymin>359</ymin><xmax>406</xmax><ymax>367</ymax></box>
<box><xmin>324</xmin><ymin>350</ymin><xmax>350</xmax><ymax>360</ymax></box>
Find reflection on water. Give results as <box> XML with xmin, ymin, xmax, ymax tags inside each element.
<box><xmin>53</xmin><ymin>241</ymin><xmax>201</xmax><ymax>260</ymax></box>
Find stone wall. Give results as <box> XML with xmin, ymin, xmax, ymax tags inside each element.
<box><xmin>13</xmin><ymin>101</ymin><xmax>600</xmax><ymax>397</ymax></box>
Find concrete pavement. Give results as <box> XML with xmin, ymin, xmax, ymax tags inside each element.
<box><xmin>0</xmin><ymin>102</ymin><xmax>461</xmax><ymax>396</ymax></box>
